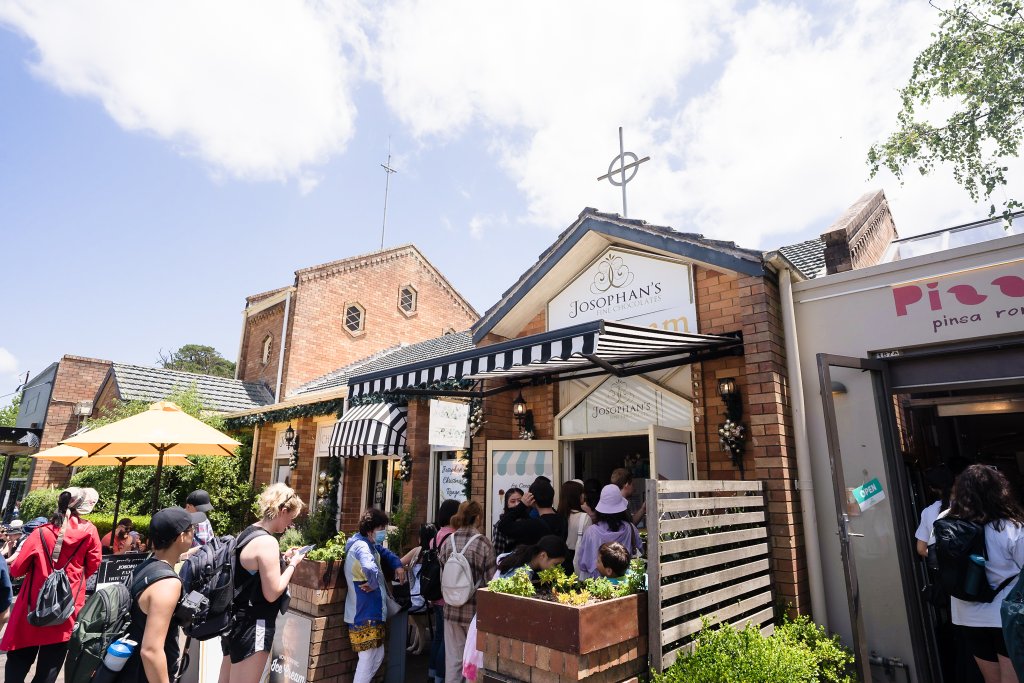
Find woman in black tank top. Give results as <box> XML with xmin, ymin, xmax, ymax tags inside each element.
<box><xmin>224</xmin><ymin>484</ymin><xmax>308</xmax><ymax>683</ymax></box>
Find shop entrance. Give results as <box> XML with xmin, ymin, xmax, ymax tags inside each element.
<box><xmin>818</xmin><ymin>341</ymin><xmax>1024</xmax><ymax>683</ymax></box>
<box><xmin>564</xmin><ymin>426</ymin><xmax>692</xmax><ymax>521</ymax></box>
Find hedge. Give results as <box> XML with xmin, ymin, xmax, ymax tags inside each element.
<box><xmin>16</xmin><ymin>490</ymin><xmax>151</xmax><ymax>540</ymax></box>
<box><xmin>82</xmin><ymin>515</ymin><xmax>152</xmax><ymax>540</ymax></box>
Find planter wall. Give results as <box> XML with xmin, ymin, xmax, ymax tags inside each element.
<box><xmin>290</xmin><ymin>559</ymin><xmax>357</xmax><ymax>682</ymax></box>
<box><xmin>476</xmin><ymin>589</ymin><xmax>648</xmax><ymax>683</ymax></box>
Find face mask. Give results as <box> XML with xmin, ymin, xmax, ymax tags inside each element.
<box><xmin>374</xmin><ymin>530</ymin><xmax>387</xmax><ymax>544</ymax></box>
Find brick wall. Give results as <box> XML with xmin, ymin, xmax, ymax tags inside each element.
<box><xmin>693</xmin><ymin>266</ymin><xmax>808</xmax><ymax>615</ymax></box>
<box><xmin>238</xmin><ymin>301</ymin><xmax>286</xmax><ymax>396</ymax></box>
<box><xmin>282</xmin><ymin>247</ymin><xmax>477</xmax><ymax>394</ymax></box>
<box><xmin>30</xmin><ymin>356</ymin><xmax>112</xmax><ymax>490</ymax></box>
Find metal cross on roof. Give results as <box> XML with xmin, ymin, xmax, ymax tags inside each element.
<box><xmin>597</xmin><ymin>127</ymin><xmax>650</xmax><ymax>218</ymax></box>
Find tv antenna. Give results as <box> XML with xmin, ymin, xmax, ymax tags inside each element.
<box><xmin>380</xmin><ymin>140</ymin><xmax>398</xmax><ymax>249</ymax></box>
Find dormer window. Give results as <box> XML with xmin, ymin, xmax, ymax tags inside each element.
<box><xmin>261</xmin><ymin>334</ymin><xmax>273</xmax><ymax>365</ymax></box>
<box><xmin>399</xmin><ymin>285</ymin><xmax>417</xmax><ymax>316</ymax></box>
<box><xmin>344</xmin><ymin>302</ymin><xmax>365</xmax><ymax>335</ymax></box>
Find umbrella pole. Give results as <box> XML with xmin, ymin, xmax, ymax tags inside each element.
<box><xmin>151</xmin><ymin>447</ymin><xmax>165</xmax><ymax>514</ymax></box>
<box><xmin>112</xmin><ymin>460</ymin><xmax>127</xmax><ymax>526</ymax></box>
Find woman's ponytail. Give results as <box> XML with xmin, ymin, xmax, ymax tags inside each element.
<box><xmin>50</xmin><ymin>491</ymin><xmax>72</xmax><ymax>525</ymax></box>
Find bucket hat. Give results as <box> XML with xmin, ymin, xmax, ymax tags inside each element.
<box><xmin>595</xmin><ymin>484</ymin><xmax>628</xmax><ymax>515</ymax></box>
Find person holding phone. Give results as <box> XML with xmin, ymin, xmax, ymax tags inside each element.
<box><xmin>223</xmin><ymin>483</ymin><xmax>307</xmax><ymax>683</ymax></box>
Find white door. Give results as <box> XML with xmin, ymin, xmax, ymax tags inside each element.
<box><xmin>648</xmin><ymin>425</ymin><xmax>692</xmax><ymax>481</ymax></box>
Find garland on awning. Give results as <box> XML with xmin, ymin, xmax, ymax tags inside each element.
<box><xmin>223</xmin><ymin>397</ymin><xmax>346</xmax><ymax>430</ymax></box>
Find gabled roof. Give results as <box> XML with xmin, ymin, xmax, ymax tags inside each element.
<box><xmin>472</xmin><ymin>208</ymin><xmax>764</xmax><ymax>343</ymax></box>
<box><xmin>291</xmin><ymin>331</ymin><xmax>474</xmax><ymax>396</ymax></box>
<box><xmin>776</xmin><ymin>238</ymin><xmax>826</xmax><ymax>279</ymax></box>
<box><xmin>105</xmin><ymin>364</ymin><xmax>275</xmax><ymax>413</ymax></box>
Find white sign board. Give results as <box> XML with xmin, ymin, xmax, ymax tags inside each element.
<box><xmin>489</xmin><ymin>449</ymin><xmax>554</xmax><ymax>531</ymax></box>
<box><xmin>559</xmin><ymin>376</ymin><xmax>692</xmax><ymax>436</ymax></box>
<box><xmin>885</xmin><ymin>258</ymin><xmax>1024</xmax><ymax>344</ymax></box>
<box><xmin>547</xmin><ymin>247</ymin><xmax>696</xmax><ymax>332</ymax></box>
<box><xmin>429</xmin><ymin>400</ymin><xmax>470</xmax><ymax>449</ymax></box>
<box><xmin>438</xmin><ymin>457</ymin><xmax>468</xmax><ymax>502</ymax></box>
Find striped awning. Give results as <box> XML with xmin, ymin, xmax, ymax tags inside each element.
<box><xmin>328</xmin><ymin>403</ymin><xmax>407</xmax><ymax>458</ymax></box>
<box><xmin>348</xmin><ymin>319</ymin><xmax>742</xmax><ymax>398</ymax></box>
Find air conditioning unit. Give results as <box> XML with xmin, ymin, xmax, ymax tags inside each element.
<box><xmin>73</xmin><ymin>401</ymin><xmax>94</xmax><ymax>417</ymax></box>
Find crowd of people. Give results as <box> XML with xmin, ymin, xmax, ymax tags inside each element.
<box><xmin>0</xmin><ymin>483</ymin><xmax>312</xmax><ymax>683</ymax></box>
<box><xmin>0</xmin><ymin>469</ymin><xmax>645</xmax><ymax>683</ymax></box>
<box><xmin>371</xmin><ymin>469</ymin><xmax>646</xmax><ymax>683</ymax></box>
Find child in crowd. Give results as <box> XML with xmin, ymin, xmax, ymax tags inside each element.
<box><xmin>595</xmin><ymin>542</ymin><xmax>630</xmax><ymax>583</ymax></box>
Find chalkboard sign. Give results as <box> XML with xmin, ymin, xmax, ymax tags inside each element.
<box><xmin>96</xmin><ymin>552</ymin><xmax>151</xmax><ymax>585</ymax></box>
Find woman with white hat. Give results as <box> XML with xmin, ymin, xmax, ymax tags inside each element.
<box><xmin>1</xmin><ymin>487</ymin><xmax>102</xmax><ymax>683</ymax></box>
<box><xmin>574</xmin><ymin>484</ymin><xmax>642</xmax><ymax>579</ymax></box>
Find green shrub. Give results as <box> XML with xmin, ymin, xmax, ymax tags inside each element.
<box><xmin>279</xmin><ymin>528</ymin><xmax>305</xmax><ymax>553</ymax></box>
<box><xmin>654</xmin><ymin>616</ymin><xmax>854</xmax><ymax>683</ymax></box>
<box><xmin>306</xmin><ymin>531</ymin><xmax>348</xmax><ymax>563</ymax></box>
<box><xmin>20</xmin><ymin>488</ymin><xmax>61</xmax><ymax>521</ymax></box>
<box><xmin>487</xmin><ymin>568</ymin><xmax>535</xmax><ymax>597</ymax></box>
<box><xmin>82</xmin><ymin>515</ymin><xmax>152</xmax><ymax>541</ymax></box>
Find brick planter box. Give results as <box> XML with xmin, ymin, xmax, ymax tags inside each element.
<box><xmin>289</xmin><ymin>558</ymin><xmax>356</xmax><ymax>683</ymax></box>
<box><xmin>476</xmin><ymin>589</ymin><xmax>648</xmax><ymax>683</ymax></box>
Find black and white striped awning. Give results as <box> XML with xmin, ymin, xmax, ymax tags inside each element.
<box><xmin>347</xmin><ymin>319</ymin><xmax>742</xmax><ymax>398</ymax></box>
<box><xmin>328</xmin><ymin>403</ymin><xmax>407</xmax><ymax>458</ymax></box>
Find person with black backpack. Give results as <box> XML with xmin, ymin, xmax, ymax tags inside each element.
<box><xmin>116</xmin><ymin>507</ymin><xmax>201</xmax><ymax>683</ymax></box>
<box><xmin>935</xmin><ymin>464</ymin><xmax>1024</xmax><ymax>683</ymax></box>
<box><xmin>1</xmin><ymin>487</ymin><xmax>102</xmax><ymax>683</ymax></box>
<box><xmin>426</xmin><ymin>499</ymin><xmax>459</xmax><ymax>683</ymax></box>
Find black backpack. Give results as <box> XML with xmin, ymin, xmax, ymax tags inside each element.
<box><xmin>179</xmin><ymin>535</ymin><xmax>236</xmax><ymax>640</ymax></box>
<box><xmin>419</xmin><ymin>535</ymin><xmax>444</xmax><ymax>603</ymax></box>
<box><xmin>933</xmin><ymin>517</ymin><xmax>1016</xmax><ymax>602</ymax></box>
<box><xmin>27</xmin><ymin>525</ymin><xmax>87</xmax><ymax>627</ymax></box>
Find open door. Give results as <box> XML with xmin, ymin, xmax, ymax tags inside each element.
<box><xmin>648</xmin><ymin>425</ymin><xmax>693</xmax><ymax>481</ymax></box>
<box><xmin>817</xmin><ymin>354</ymin><xmax>936</xmax><ymax>683</ymax></box>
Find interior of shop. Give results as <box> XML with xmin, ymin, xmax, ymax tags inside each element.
<box><xmin>571</xmin><ymin>435</ymin><xmax>649</xmax><ymax>511</ymax></box>
<box><xmin>902</xmin><ymin>383</ymin><xmax>1024</xmax><ymax>683</ymax></box>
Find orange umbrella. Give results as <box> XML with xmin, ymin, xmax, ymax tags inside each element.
<box><xmin>62</xmin><ymin>401</ymin><xmax>240</xmax><ymax>513</ymax></box>
<box><xmin>34</xmin><ymin>444</ymin><xmax>194</xmax><ymax>522</ymax></box>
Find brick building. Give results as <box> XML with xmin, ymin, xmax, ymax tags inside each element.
<box><xmin>235</xmin><ymin>244</ymin><xmax>478</xmax><ymax>400</ymax></box>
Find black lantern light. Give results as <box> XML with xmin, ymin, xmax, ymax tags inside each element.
<box><xmin>716</xmin><ymin>378</ymin><xmax>746</xmax><ymax>472</ymax></box>
<box><xmin>511</xmin><ymin>390</ymin><xmax>534</xmax><ymax>439</ymax></box>
<box><xmin>284</xmin><ymin>424</ymin><xmax>300</xmax><ymax>470</ymax></box>
<box><xmin>717</xmin><ymin>378</ymin><xmax>742</xmax><ymax>422</ymax></box>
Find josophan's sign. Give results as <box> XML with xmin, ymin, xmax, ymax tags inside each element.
<box><xmin>547</xmin><ymin>247</ymin><xmax>696</xmax><ymax>331</ymax></box>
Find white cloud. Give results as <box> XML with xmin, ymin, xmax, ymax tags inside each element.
<box><xmin>467</xmin><ymin>213</ymin><xmax>508</xmax><ymax>240</ymax></box>
<box><xmin>0</xmin><ymin>347</ymin><xmax>18</xmax><ymax>381</ymax></box>
<box><xmin>0</xmin><ymin>0</ymin><xmax>369</xmax><ymax>184</ymax></box>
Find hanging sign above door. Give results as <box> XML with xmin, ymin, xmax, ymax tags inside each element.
<box><xmin>429</xmin><ymin>399</ymin><xmax>470</xmax><ymax>449</ymax></box>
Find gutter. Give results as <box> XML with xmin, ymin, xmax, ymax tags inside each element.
<box><xmin>766</xmin><ymin>252</ymin><xmax>828</xmax><ymax>627</ymax></box>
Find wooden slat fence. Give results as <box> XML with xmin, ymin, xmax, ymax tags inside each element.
<box><xmin>646</xmin><ymin>479</ymin><xmax>775</xmax><ymax>672</ymax></box>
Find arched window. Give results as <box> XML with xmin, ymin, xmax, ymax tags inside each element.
<box><xmin>261</xmin><ymin>334</ymin><xmax>273</xmax><ymax>365</ymax></box>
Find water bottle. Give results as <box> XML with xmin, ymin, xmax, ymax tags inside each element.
<box><xmin>103</xmin><ymin>639</ymin><xmax>136</xmax><ymax>672</ymax></box>
<box><xmin>964</xmin><ymin>554</ymin><xmax>987</xmax><ymax>598</ymax></box>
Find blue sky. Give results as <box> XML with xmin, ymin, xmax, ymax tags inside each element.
<box><xmin>0</xmin><ymin>0</ymin><xmax>1017</xmax><ymax>406</ymax></box>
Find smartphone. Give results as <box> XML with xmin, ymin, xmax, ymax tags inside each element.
<box><xmin>297</xmin><ymin>544</ymin><xmax>316</xmax><ymax>554</ymax></box>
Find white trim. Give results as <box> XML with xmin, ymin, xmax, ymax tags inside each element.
<box><xmin>274</xmin><ymin>290</ymin><xmax>292</xmax><ymax>402</ymax></box>
<box><xmin>554</xmin><ymin>372</ymin><xmax>693</xmax><ymax>440</ymax></box>
<box><xmin>245</xmin><ymin>287</ymin><xmax>295</xmax><ymax>317</ymax></box>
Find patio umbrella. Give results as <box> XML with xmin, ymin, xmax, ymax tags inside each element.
<box><xmin>61</xmin><ymin>401</ymin><xmax>241</xmax><ymax>513</ymax></box>
<box><xmin>33</xmin><ymin>444</ymin><xmax>193</xmax><ymax>524</ymax></box>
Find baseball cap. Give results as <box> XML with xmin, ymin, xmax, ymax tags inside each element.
<box><xmin>595</xmin><ymin>484</ymin><xmax>628</xmax><ymax>515</ymax></box>
<box><xmin>185</xmin><ymin>490</ymin><xmax>214</xmax><ymax>512</ymax></box>
<box><xmin>150</xmin><ymin>507</ymin><xmax>202</xmax><ymax>548</ymax></box>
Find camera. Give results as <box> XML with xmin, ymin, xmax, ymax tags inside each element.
<box><xmin>175</xmin><ymin>590</ymin><xmax>209</xmax><ymax>625</ymax></box>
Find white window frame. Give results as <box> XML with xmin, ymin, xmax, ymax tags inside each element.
<box><xmin>428</xmin><ymin>447</ymin><xmax>468</xmax><ymax>519</ymax></box>
<box><xmin>273</xmin><ymin>427</ymin><xmax>292</xmax><ymax>485</ymax></box>
<box><xmin>310</xmin><ymin>423</ymin><xmax>339</xmax><ymax>512</ymax></box>
<box><xmin>398</xmin><ymin>284</ymin><xmax>418</xmax><ymax>316</ymax></box>
<box><xmin>359</xmin><ymin>455</ymin><xmax>402</xmax><ymax>513</ymax></box>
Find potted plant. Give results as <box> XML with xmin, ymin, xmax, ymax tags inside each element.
<box><xmin>292</xmin><ymin>530</ymin><xmax>348</xmax><ymax>591</ymax></box>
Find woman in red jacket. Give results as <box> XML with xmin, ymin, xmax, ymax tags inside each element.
<box><xmin>1</xmin><ymin>487</ymin><xmax>102</xmax><ymax>683</ymax></box>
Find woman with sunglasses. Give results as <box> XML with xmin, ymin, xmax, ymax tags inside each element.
<box><xmin>223</xmin><ymin>483</ymin><xmax>309</xmax><ymax>683</ymax></box>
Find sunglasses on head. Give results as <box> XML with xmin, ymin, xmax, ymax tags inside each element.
<box><xmin>279</xmin><ymin>493</ymin><xmax>296</xmax><ymax>510</ymax></box>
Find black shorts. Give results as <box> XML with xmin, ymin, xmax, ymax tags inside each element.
<box><xmin>961</xmin><ymin>625</ymin><xmax>1008</xmax><ymax>662</ymax></box>
<box><xmin>227</xmin><ymin>613</ymin><xmax>278</xmax><ymax>663</ymax></box>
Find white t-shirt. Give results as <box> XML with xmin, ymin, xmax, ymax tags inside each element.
<box><xmin>916</xmin><ymin>501</ymin><xmax>943</xmax><ymax>544</ymax></box>
<box><xmin>567</xmin><ymin>510</ymin><xmax>592</xmax><ymax>551</ymax></box>
<box><xmin>950</xmin><ymin>520</ymin><xmax>1024</xmax><ymax>627</ymax></box>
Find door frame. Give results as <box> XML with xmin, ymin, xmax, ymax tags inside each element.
<box><xmin>817</xmin><ymin>353</ymin><xmax>935</xmax><ymax>683</ymax></box>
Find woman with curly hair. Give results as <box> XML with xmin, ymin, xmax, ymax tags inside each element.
<box><xmin>946</xmin><ymin>464</ymin><xmax>1024</xmax><ymax>683</ymax></box>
